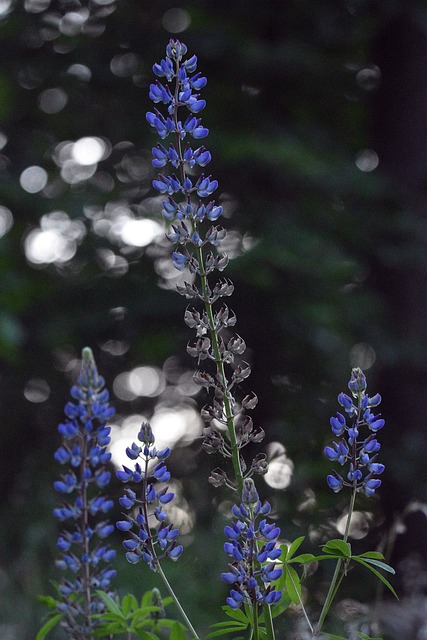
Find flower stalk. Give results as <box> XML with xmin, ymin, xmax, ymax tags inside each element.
<box><xmin>116</xmin><ymin>421</ymin><xmax>200</xmax><ymax>639</ymax></box>
<box><xmin>147</xmin><ymin>40</ymin><xmax>267</xmax><ymax>499</ymax></box>
<box><xmin>315</xmin><ymin>368</ymin><xmax>386</xmax><ymax>635</ymax></box>
<box><xmin>53</xmin><ymin>347</ymin><xmax>116</xmax><ymax>639</ymax></box>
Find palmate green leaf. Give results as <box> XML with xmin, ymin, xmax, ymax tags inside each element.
<box><xmin>284</xmin><ymin>535</ymin><xmax>305</xmax><ymax>560</ymax></box>
<box><xmin>129</xmin><ymin>616</ymin><xmax>153</xmax><ymax>632</ymax></box>
<box><xmin>222</xmin><ymin>605</ymin><xmax>250</xmax><ymax>624</ymax></box>
<box><xmin>208</xmin><ymin>617</ymin><xmax>247</xmax><ymax>635</ymax></box>
<box><xmin>92</xmin><ymin>612</ymin><xmax>128</xmax><ymax>626</ymax></box>
<box><xmin>321</xmin><ymin>539</ymin><xmax>351</xmax><ymax>557</ymax></box>
<box><xmin>36</xmin><ymin>613</ymin><xmax>63</xmax><ymax>640</ymax></box>
<box><xmin>94</xmin><ymin>621</ymin><xmax>128</xmax><ymax>636</ymax></box>
<box><xmin>207</xmin><ymin>608</ymin><xmax>248</xmax><ymax>639</ymax></box>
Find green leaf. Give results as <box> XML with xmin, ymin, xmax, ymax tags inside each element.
<box><xmin>358</xmin><ymin>551</ymin><xmax>386</xmax><ymax>560</ymax></box>
<box><xmin>130</xmin><ymin>606</ymin><xmax>163</xmax><ymax>625</ymax></box>
<box><xmin>96</xmin><ymin>590</ymin><xmax>123</xmax><ymax>617</ymax></box>
<box><xmin>352</xmin><ymin>558</ymin><xmax>399</xmax><ymax>599</ymax></box>
<box><xmin>155</xmin><ymin>618</ymin><xmax>179</xmax><ymax>628</ymax></box>
<box><xmin>206</xmin><ymin>626</ymin><xmax>248</xmax><ymax>638</ymax></box>
<box><xmin>135</xmin><ymin>630</ymin><xmax>161</xmax><ymax>640</ymax></box>
<box><xmin>284</xmin><ymin>564</ymin><xmax>302</xmax><ymax>605</ymax></box>
<box><xmin>92</xmin><ymin>612</ymin><xmax>126</xmax><ymax>621</ymax></box>
<box><xmin>209</xmin><ymin>621</ymin><xmax>247</xmax><ymax>629</ymax></box>
<box><xmin>222</xmin><ymin>605</ymin><xmax>250</xmax><ymax>624</ymax></box>
<box><xmin>356</xmin><ymin>633</ymin><xmax>384</xmax><ymax>640</ymax></box>
<box><xmin>122</xmin><ymin>593</ymin><xmax>139</xmax><ymax>617</ymax></box>
<box><xmin>258</xmin><ymin>627</ymin><xmax>267</xmax><ymax>640</ymax></box>
<box><xmin>162</xmin><ymin>597</ymin><xmax>174</xmax><ymax>608</ymax></box>
<box><xmin>288</xmin><ymin>553</ymin><xmax>316</xmax><ymax>564</ymax></box>
<box><xmin>355</xmin><ymin>557</ymin><xmax>395</xmax><ymax>574</ymax></box>
<box><xmin>322</xmin><ymin>539</ymin><xmax>351</xmax><ymax>557</ymax></box>
<box><xmin>94</xmin><ymin>622</ymin><xmax>128</xmax><ymax>635</ymax></box>
<box><xmin>141</xmin><ymin>591</ymin><xmax>153</xmax><ymax>608</ymax></box>
<box><xmin>286</xmin><ymin>536</ymin><xmax>305</xmax><ymax>559</ymax></box>
<box><xmin>37</xmin><ymin>595</ymin><xmax>59</xmax><ymax>609</ymax></box>
<box><xmin>267</xmin><ymin>590</ymin><xmax>292</xmax><ymax>619</ymax></box>
<box><xmin>36</xmin><ymin>614</ymin><xmax>63</xmax><ymax>640</ymax></box>
<box><xmin>168</xmin><ymin>620</ymin><xmax>187</xmax><ymax>640</ymax></box>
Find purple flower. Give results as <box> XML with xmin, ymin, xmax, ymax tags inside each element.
<box><xmin>147</xmin><ymin>39</ymin><xmax>226</xmax><ymax>269</ymax></box>
<box><xmin>221</xmin><ymin>479</ymin><xmax>282</xmax><ymax>609</ymax></box>
<box><xmin>325</xmin><ymin>368</ymin><xmax>385</xmax><ymax>497</ymax></box>
<box><xmin>53</xmin><ymin>348</ymin><xmax>116</xmax><ymax>633</ymax></box>
<box><xmin>116</xmin><ymin>421</ymin><xmax>182</xmax><ymax>570</ymax></box>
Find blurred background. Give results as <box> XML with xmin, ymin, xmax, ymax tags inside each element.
<box><xmin>1</xmin><ymin>0</ymin><xmax>427</xmax><ymax>638</ymax></box>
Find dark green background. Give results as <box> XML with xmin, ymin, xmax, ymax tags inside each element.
<box><xmin>1</xmin><ymin>1</ymin><xmax>426</xmax><ymax>638</ymax></box>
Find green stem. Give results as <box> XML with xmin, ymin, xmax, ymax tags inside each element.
<box><xmin>314</xmin><ymin>486</ymin><xmax>357</xmax><ymax>636</ymax></box>
<box><xmin>285</xmin><ymin>566</ymin><xmax>313</xmax><ymax>634</ymax></box>
<box><xmin>263</xmin><ymin>604</ymin><xmax>276</xmax><ymax>640</ymax></box>
<box><xmin>251</xmin><ymin>603</ymin><xmax>260</xmax><ymax>640</ymax></box>
<box><xmin>140</xmin><ymin>457</ymin><xmax>201</xmax><ymax>639</ymax></box>
<box><xmin>170</xmin><ymin>56</ymin><xmax>244</xmax><ymax>496</ymax></box>
<box><xmin>156</xmin><ymin>562</ymin><xmax>201</xmax><ymax>640</ymax></box>
<box><xmin>80</xmin><ymin>431</ymin><xmax>93</xmax><ymax>636</ymax></box>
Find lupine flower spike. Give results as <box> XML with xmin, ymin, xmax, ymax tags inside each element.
<box><xmin>221</xmin><ymin>479</ymin><xmax>283</xmax><ymax>609</ymax></box>
<box><xmin>148</xmin><ymin>39</ymin><xmax>267</xmax><ymax>499</ymax></box>
<box><xmin>325</xmin><ymin>367</ymin><xmax>385</xmax><ymax>497</ymax></box>
<box><xmin>53</xmin><ymin>347</ymin><xmax>116</xmax><ymax>638</ymax></box>
<box><xmin>116</xmin><ymin>422</ymin><xmax>183</xmax><ymax>569</ymax></box>
<box><xmin>115</xmin><ymin>423</ymin><xmax>200</xmax><ymax>640</ymax></box>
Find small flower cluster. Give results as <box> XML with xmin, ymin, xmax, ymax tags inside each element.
<box><xmin>221</xmin><ymin>479</ymin><xmax>282</xmax><ymax>609</ymax></box>
<box><xmin>116</xmin><ymin>422</ymin><xmax>183</xmax><ymax>570</ymax></box>
<box><xmin>53</xmin><ymin>348</ymin><xmax>116</xmax><ymax>637</ymax></box>
<box><xmin>325</xmin><ymin>367</ymin><xmax>385</xmax><ymax>497</ymax></box>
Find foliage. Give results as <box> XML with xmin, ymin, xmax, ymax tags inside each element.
<box><xmin>1</xmin><ymin>2</ymin><xmax>426</xmax><ymax>640</ymax></box>
<box><xmin>34</xmin><ymin>38</ymin><xmax>399</xmax><ymax>640</ymax></box>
